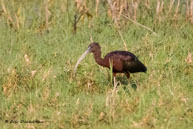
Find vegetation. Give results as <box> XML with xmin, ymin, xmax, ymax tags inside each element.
<box><xmin>0</xmin><ymin>0</ymin><xmax>193</xmax><ymax>128</ymax></box>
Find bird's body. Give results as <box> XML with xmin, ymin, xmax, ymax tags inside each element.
<box><xmin>74</xmin><ymin>42</ymin><xmax>147</xmax><ymax>79</ymax></box>
<box><xmin>103</xmin><ymin>51</ymin><xmax>146</xmax><ymax>73</ymax></box>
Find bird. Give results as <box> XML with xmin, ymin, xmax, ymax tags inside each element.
<box><xmin>74</xmin><ymin>42</ymin><xmax>147</xmax><ymax>81</ymax></box>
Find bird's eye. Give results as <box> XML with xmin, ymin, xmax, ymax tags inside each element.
<box><xmin>88</xmin><ymin>46</ymin><xmax>92</xmax><ymax>50</ymax></box>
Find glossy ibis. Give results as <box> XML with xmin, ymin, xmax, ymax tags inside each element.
<box><xmin>74</xmin><ymin>42</ymin><xmax>147</xmax><ymax>80</ymax></box>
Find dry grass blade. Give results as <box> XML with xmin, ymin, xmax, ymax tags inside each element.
<box><xmin>1</xmin><ymin>0</ymin><xmax>14</xmax><ymax>28</ymax></box>
<box><xmin>156</xmin><ymin>0</ymin><xmax>164</xmax><ymax>23</ymax></box>
<box><xmin>44</xmin><ymin>0</ymin><xmax>50</xmax><ymax>30</ymax></box>
<box><xmin>24</xmin><ymin>54</ymin><xmax>31</xmax><ymax>66</ymax></box>
<box><xmin>185</xmin><ymin>53</ymin><xmax>192</xmax><ymax>64</ymax></box>
<box><xmin>168</xmin><ymin>0</ymin><xmax>175</xmax><ymax>14</ymax></box>
<box><xmin>42</xmin><ymin>68</ymin><xmax>52</xmax><ymax>82</ymax></box>
<box><xmin>106</xmin><ymin>0</ymin><xmax>114</xmax><ymax>13</ymax></box>
<box><xmin>174</xmin><ymin>0</ymin><xmax>181</xmax><ymax>20</ymax></box>
<box><xmin>156</xmin><ymin>0</ymin><xmax>160</xmax><ymax>17</ymax></box>
<box><xmin>107</xmin><ymin>0</ymin><xmax>117</xmax><ymax>22</ymax></box>
<box><xmin>191</xmin><ymin>0</ymin><xmax>193</xmax><ymax>23</ymax></box>
<box><xmin>117</xmin><ymin>30</ymin><xmax>128</xmax><ymax>51</ymax></box>
<box><xmin>186</xmin><ymin>0</ymin><xmax>193</xmax><ymax>24</ymax></box>
<box><xmin>15</xmin><ymin>7</ymin><xmax>21</xmax><ymax>29</ymax></box>
<box><xmin>132</xmin><ymin>0</ymin><xmax>139</xmax><ymax>21</ymax></box>
<box><xmin>1</xmin><ymin>0</ymin><xmax>23</xmax><ymax>29</ymax></box>
<box><xmin>95</xmin><ymin>0</ymin><xmax>100</xmax><ymax>16</ymax></box>
<box><xmin>160</xmin><ymin>0</ymin><xmax>164</xmax><ymax>15</ymax></box>
<box><xmin>186</xmin><ymin>0</ymin><xmax>190</xmax><ymax>19</ymax></box>
<box><xmin>90</xmin><ymin>35</ymin><xmax>93</xmax><ymax>42</ymax></box>
<box><xmin>145</xmin><ymin>0</ymin><xmax>150</xmax><ymax>9</ymax></box>
<box><xmin>121</xmin><ymin>14</ymin><xmax>158</xmax><ymax>36</ymax></box>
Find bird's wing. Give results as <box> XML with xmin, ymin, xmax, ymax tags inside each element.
<box><xmin>114</xmin><ymin>51</ymin><xmax>136</xmax><ymax>62</ymax></box>
<box><xmin>104</xmin><ymin>51</ymin><xmax>137</xmax><ymax>72</ymax></box>
<box><xmin>104</xmin><ymin>51</ymin><xmax>136</xmax><ymax>62</ymax></box>
<box><xmin>120</xmin><ymin>54</ymin><xmax>136</xmax><ymax>62</ymax></box>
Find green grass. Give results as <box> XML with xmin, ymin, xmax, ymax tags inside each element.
<box><xmin>0</xmin><ymin>0</ymin><xmax>193</xmax><ymax>129</ymax></box>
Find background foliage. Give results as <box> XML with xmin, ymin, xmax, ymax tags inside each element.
<box><xmin>0</xmin><ymin>0</ymin><xmax>193</xmax><ymax>128</ymax></box>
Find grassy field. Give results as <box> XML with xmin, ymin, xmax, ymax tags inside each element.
<box><xmin>0</xmin><ymin>0</ymin><xmax>193</xmax><ymax>129</ymax></box>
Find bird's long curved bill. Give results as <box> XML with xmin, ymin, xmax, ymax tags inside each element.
<box><xmin>74</xmin><ymin>49</ymin><xmax>90</xmax><ymax>73</ymax></box>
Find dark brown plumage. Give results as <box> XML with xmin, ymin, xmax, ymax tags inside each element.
<box><xmin>74</xmin><ymin>42</ymin><xmax>147</xmax><ymax>79</ymax></box>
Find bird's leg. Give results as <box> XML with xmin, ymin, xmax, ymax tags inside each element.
<box><xmin>113</xmin><ymin>72</ymin><xmax>117</xmax><ymax>88</ymax></box>
<box><xmin>125</xmin><ymin>72</ymin><xmax>130</xmax><ymax>79</ymax></box>
<box><xmin>113</xmin><ymin>72</ymin><xmax>116</xmax><ymax>78</ymax></box>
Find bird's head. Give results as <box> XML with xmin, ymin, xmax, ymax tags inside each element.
<box><xmin>88</xmin><ymin>42</ymin><xmax>100</xmax><ymax>53</ymax></box>
<box><xmin>74</xmin><ymin>42</ymin><xmax>100</xmax><ymax>73</ymax></box>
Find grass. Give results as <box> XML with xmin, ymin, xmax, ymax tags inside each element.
<box><xmin>0</xmin><ymin>0</ymin><xmax>193</xmax><ymax>128</ymax></box>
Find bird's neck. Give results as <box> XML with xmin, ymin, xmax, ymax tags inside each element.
<box><xmin>93</xmin><ymin>50</ymin><xmax>105</xmax><ymax>66</ymax></box>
